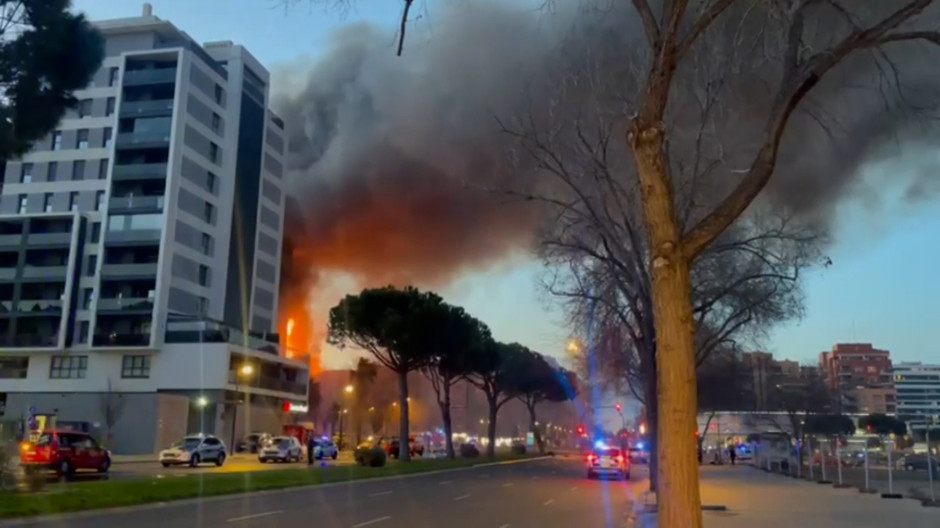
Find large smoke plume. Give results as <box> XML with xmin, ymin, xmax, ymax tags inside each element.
<box><xmin>273</xmin><ymin>1</ymin><xmax>940</xmax><ymax>364</ymax></box>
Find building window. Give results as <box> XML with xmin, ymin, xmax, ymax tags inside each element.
<box><xmin>98</xmin><ymin>159</ymin><xmax>109</xmax><ymax>180</ymax></box>
<box><xmin>203</xmin><ymin>202</ymin><xmax>213</xmax><ymax>224</ymax></box>
<box><xmin>17</xmin><ymin>195</ymin><xmax>26</xmax><ymax>214</ymax></box>
<box><xmin>90</xmin><ymin>222</ymin><xmax>101</xmax><ymax>243</ymax></box>
<box><xmin>214</xmin><ymin>84</ymin><xmax>223</xmax><ymax>105</ymax></box>
<box><xmin>68</xmin><ymin>192</ymin><xmax>79</xmax><ymax>211</ymax></box>
<box><xmin>49</xmin><ymin>355</ymin><xmax>88</xmax><ymax>379</ymax></box>
<box><xmin>82</xmin><ymin>288</ymin><xmax>93</xmax><ymax>309</ymax></box>
<box><xmin>106</xmin><ymin>97</ymin><xmax>116</xmax><ymax>116</ymax></box>
<box><xmin>85</xmin><ymin>255</ymin><xmax>97</xmax><ymax>276</ymax></box>
<box><xmin>51</xmin><ymin>131</ymin><xmax>62</xmax><ymax>150</ymax></box>
<box><xmin>43</xmin><ymin>193</ymin><xmax>53</xmax><ymax>213</ymax></box>
<box><xmin>206</xmin><ymin>171</ymin><xmax>216</xmax><ymax>193</ymax></box>
<box><xmin>103</xmin><ymin>127</ymin><xmax>112</xmax><ymax>148</ymax></box>
<box><xmin>198</xmin><ymin>264</ymin><xmax>209</xmax><ymax>287</ymax></box>
<box><xmin>48</xmin><ymin>161</ymin><xmax>57</xmax><ymax>182</ymax></box>
<box><xmin>77</xmin><ymin>129</ymin><xmax>89</xmax><ymax>149</ymax></box>
<box><xmin>200</xmin><ymin>233</ymin><xmax>211</xmax><ymax>255</ymax></box>
<box><xmin>0</xmin><ymin>357</ymin><xmax>29</xmax><ymax>379</ymax></box>
<box><xmin>78</xmin><ymin>99</ymin><xmax>92</xmax><ymax>118</ymax></box>
<box><xmin>78</xmin><ymin>321</ymin><xmax>90</xmax><ymax>343</ymax></box>
<box><xmin>209</xmin><ymin>142</ymin><xmax>219</xmax><ymax>163</ymax></box>
<box><xmin>121</xmin><ymin>355</ymin><xmax>150</xmax><ymax>379</ymax></box>
<box><xmin>197</xmin><ymin>297</ymin><xmax>208</xmax><ymax>315</ymax></box>
<box><xmin>20</xmin><ymin>163</ymin><xmax>32</xmax><ymax>183</ymax></box>
<box><xmin>108</xmin><ymin>67</ymin><xmax>119</xmax><ymax>87</ymax></box>
<box><xmin>72</xmin><ymin>160</ymin><xmax>85</xmax><ymax>181</ymax></box>
<box><xmin>95</xmin><ymin>190</ymin><xmax>105</xmax><ymax>211</ymax></box>
<box><xmin>211</xmin><ymin>112</ymin><xmax>221</xmax><ymax>132</ymax></box>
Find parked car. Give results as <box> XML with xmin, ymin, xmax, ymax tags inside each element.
<box><xmin>386</xmin><ymin>436</ymin><xmax>424</xmax><ymax>458</ymax></box>
<box><xmin>259</xmin><ymin>436</ymin><xmax>303</xmax><ymax>463</ymax></box>
<box><xmin>313</xmin><ymin>439</ymin><xmax>339</xmax><ymax>460</ymax></box>
<box><xmin>20</xmin><ymin>430</ymin><xmax>111</xmax><ymax>477</ymax></box>
<box><xmin>159</xmin><ymin>434</ymin><xmax>227</xmax><ymax>467</ymax></box>
<box><xmin>237</xmin><ymin>432</ymin><xmax>273</xmax><ymax>453</ymax></box>
<box><xmin>899</xmin><ymin>453</ymin><xmax>940</xmax><ymax>474</ymax></box>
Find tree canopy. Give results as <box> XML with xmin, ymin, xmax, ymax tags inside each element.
<box><xmin>804</xmin><ymin>414</ymin><xmax>856</xmax><ymax>438</ymax></box>
<box><xmin>859</xmin><ymin>413</ymin><xmax>907</xmax><ymax>437</ymax></box>
<box><xmin>0</xmin><ymin>0</ymin><xmax>104</xmax><ymax>162</ymax></box>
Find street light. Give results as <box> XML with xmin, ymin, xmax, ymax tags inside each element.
<box><xmin>196</xmin><ymin>396</ymin><xmax>208</xmax><ymax>407</ymax></box>
<box><xmin>344</xmin><ymin>384</ymin><xmax>354</xmax><ymax>394</ymax></box>
<box><xmin>230</xmin><ymin>363</ymin><xmax>255</xmax><ymax>449</ymax></box>
<box><xmin>566</xmin><ymin>339</ymin><xmax>581</xmax><ymax>354</ymax></box>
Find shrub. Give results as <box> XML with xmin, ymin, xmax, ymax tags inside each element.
<box><xmin>354</xmin><ymin>446</ymin><xmax>368</xmax><ymax>466</ymax></box>
<box><xmin>510</xmin><ymin>444</ymin><xmax>526</xmax><ymax>455</ymax></box>
<box><xmin>459</xmin><ymin>443</ymin><xmax>480</xmax><ymax>458</ymax></box>
<box><xmin>365</xmin><ymin>446</ymin><xmax>387</xmax><ymax>467</ymax></box>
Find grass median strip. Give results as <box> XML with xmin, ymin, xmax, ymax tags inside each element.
<box><xmin>0</xmin><ymin>454</ymin><xmax>537</xmax><ymax>519</ymax></box>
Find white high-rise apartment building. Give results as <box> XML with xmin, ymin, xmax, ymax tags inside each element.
<box><xmin>0</xmin><ymin>5</ymin><xmax>308</xmax><ymax>454</ymax></box>
<box><xmin>894</xmin><ymin>362</ymin><xmax>940</xmax><ymax>430</ymax></box>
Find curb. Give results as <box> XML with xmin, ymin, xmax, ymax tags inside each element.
<box><xmin>0</xmin><ymin>456</ymin><xmax>552</xmax><ymax>526</ymax></box>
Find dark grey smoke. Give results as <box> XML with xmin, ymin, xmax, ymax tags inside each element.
<box><xmin>273</xmin><ymin>0</ymin><xmax>940</xmax><ymax>294</ymax></box>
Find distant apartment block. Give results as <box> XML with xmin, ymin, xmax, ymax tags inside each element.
<box><xmin>0</xmin><ymin>5</ymin><xmax>306</xmax><ymax>454</ymax></box>
<box><xmin>893</xmin><ymin>362</ymin><xmax>940</xmax><ymax>430</ymax></box>
<box><xmin>819</xmin><ymin>343</ymin><xmax>895</xmax><ymax>414</ymax></box>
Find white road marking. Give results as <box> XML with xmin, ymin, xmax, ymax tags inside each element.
<box><xmin>454</xmin><ymin>494</ymin><xmax>471</xmax><ymax>501</ymax></box>
<box><xmin>352</xmin><ymin>516</ymin><xmax>391</xmax><ymax>528</ymax></box>
<box><xmin>569</xmin><ymin>485</ymin><xmax>578</xmax><ymax>491</ymax></box>
<box><xmin>369</xmin><ymin>490</ymin><xmax>393</xmax><ymax>497</ymax></box>
<box><xmin>498</xmin><ymin>524</ymin><xmax>510</xmax><ymax>528</ymax></box>
<box><xmin>531</xmin><ymin>476</ymin><xmax>540</xmax><ymax>480</ymax></box>
<box><xmin>226</xmin><ymin>510</ymin><xmax>283</xmax><ymax>522</ymax></box>
<box><xmin>502</xmin><ymin>482</ymin><xmax>514</xmax><ymax>487</ymax></box>
<box><xmin>439</xmin><ymin>480</ymin><xmax>454</xmax><ymax>485</ymax></box>
<box><xmin>543</xmin><ymin>499</ymin><xmax>555</xmax><ymax>506</ymax></box>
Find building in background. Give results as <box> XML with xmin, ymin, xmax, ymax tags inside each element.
<box><xmin>893</xmin><ymin>362</ymin><xmax>940</xmax><ymax>432</ymax></box>
<box><xmin>818</xmin><ymin>343</ymin><xmax>895</xmax><ymax>414</ymax></box>
<box><xmin>0</xmin><ymin>5</ymin><xmax>306</xmax><ymax>454</ymax></box>
<box><xmin>741</xmin><ymin>351</ymin><xmax>803</xmax><ymax>410</ymax></box>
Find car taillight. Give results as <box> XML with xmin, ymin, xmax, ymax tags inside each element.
<box><xmin>586</xmin><ymin>454</ymin><xmax>596</xmax><ymax>462</ymax></box>
<box><xmin>616</xmin><ymin>455</ymin><xmax>625</xmax><ymax>463</ymax></box>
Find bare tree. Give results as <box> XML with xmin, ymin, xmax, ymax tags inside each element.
<box><xmin>99</xmin><ymin>378</ymin><xmax>124</xmax><ymax>448</ymax></box>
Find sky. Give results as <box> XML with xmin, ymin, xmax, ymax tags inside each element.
<box><xmin>72</xmin><ymin>0</ymin><xmax>940</xmax><ymax>370</ymax></box>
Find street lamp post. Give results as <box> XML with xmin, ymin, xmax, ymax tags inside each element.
<box><xmin>229</xmin><ymin>364</ymin><xmax>254</xmax><ymax>450</ymax></box>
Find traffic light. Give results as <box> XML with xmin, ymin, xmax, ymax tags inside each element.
<box><xmin>615</xmin><ymin>402</ymin><xmax>622</xmax><ymax>412</ymax></box>
<box><xmin>282</xmin><ymin>401</ymin><xmax>291</xmax><ymax>413</ymax></box>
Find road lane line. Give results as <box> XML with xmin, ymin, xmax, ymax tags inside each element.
<box><xmin>369</xmin><ymin>490</ymin><xmax>393</xmax><ymax>497</ymax></box>
<box><xmin>226</xmin><ymin>510</ymin><xmax>283</xmax><ymax>522</ymax></box>
<box><xmin>543</xmin><ymin>499</ymin><xmax>555</xmax><ymax>506</ymax></box>
<box><xmin>498</xmin><ymin>524</ymin><xmax>510</xmax><ymax>528</ymax></box>
<box><xmin>454</xmin><ymin>494</ymin><xmax>471</xmax><ymax>501</ymax></box>
<box><xmin>502</xmin><ymin>482</ymin><xmax>514</xmax><ymax>487</ymax></box>
<box><xmin>352</xmin><ymin>516</ymin><xmax>391</xmax><ymax>528</ymax></box>
<box><xmin>569</xmin><ymin>485</ymin><xmax>578</xmax><ymax>491</ymax></box>
<box><xmin>439</xmin><ymin>480</ymin><xmax>454</xmax><ymax>485</ymax></box>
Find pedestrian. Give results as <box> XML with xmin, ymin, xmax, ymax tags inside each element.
<box><xmin>307</xmin><ymin>434</ymin><xmax>316</xmax><ymax>466</ymax></box>
<box><xmin>729</xmin><ymin>447</ymin><xmax>737</xmax><ymax>466</ymax></box>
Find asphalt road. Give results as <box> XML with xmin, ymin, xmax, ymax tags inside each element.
<box><xmin>8</xmin><ymin>457</ymin><xmax>644</xmax><ymax>528</ymax></box>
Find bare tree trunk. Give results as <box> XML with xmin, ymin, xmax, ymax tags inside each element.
<box><xmin>631</xmin><ymin>127</ymin><xmax>702</xmax><ymax>528</ymax></box>
<box><xmin>440</xmin><ymin>385</ymin><xmax>455</xmax><ymax>459</ymax></box>
<box><xmin>645</xmin><ymin>380</ymin><xmax>659</xmax><ymax>493</ymax></box>
<box><xmin>397</xmin><ymin>370</ymin><xmax>411</xmax><ymax>462</ymax></box>
<box><xmin>486</xmin><ymin>396</ymin><xmax>498</xmax><ymax>458</ymax></box>
<box><xmin>527</xmin><ymin>403</ymin><xmax>544</xmax><ymax>454</ymax></box>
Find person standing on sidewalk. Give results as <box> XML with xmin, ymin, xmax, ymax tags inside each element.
<box><xmin>730</xmin><ymin>447</ymin><xmax>737</xmax><ymax>465</ymax></box>
<box><xmin>307</xmin><ymin>434</ymin><xmax>316</xmax><ymax>466</ymax></box>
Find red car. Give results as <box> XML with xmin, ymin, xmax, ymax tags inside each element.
<box><xmin>20</xmin><ymin>430</ymin><xmax>111</xmax><ymax>477</ymax></box>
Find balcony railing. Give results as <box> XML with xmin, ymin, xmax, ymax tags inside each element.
<box><xmin>97</xmin><ymin>297</ymin><xmax>154</xmax><ymax>312</ymax></box>
<box><xmin>92</xmin><ymin>333</ymin><xmax>151</xmax><ymax>347</ymax></box>
<box><xmin>112</xmin><ymin>163</ymin><xmax>168</xmax><ymax>181</ymax></box>
<box><xmin>163</xmin><ymin>314</ymin><xmax>303</xmax><ymax>358</ymax></box>
<box><xmin>25</xmin><ymin>233</ymin><xmax>71</xmax><ymax>246</ymax></box>
<box><xmin>109</xmin><ymin>195</ymin><xmax>165</xmax><ymax>212</ymax></box>
<box><xmin>12</xmin><ymin>299</ymin><xmax>63</xmax><ymax>314</ymax></box>
<box><xmin>21</xmin><ymin>266</ymin><xmax>68</xmax><ymax>279</ymax></box>
<box><xmin>0</xmin><ymin>234</ymin><xmax>23</xmax><ymax>246</ymax></box>
<box><xmin>120</xmin><ymin>99</ymin><xmax>174</xmax><ymax>117</ymax></box>
<box><xmin>227</xmin><ymin>373</ymin><xmax>307</xmax><ymax>396</ymax></box>
<box><xmin>0</xmin><ymin>333</ymin><xmax>59</xmax><ymax>347</ymax></box>
<box><xmin>115</xmin><ymin>130</ymin><xmax>171</xmax><ymax>149</ymax></box>
<box><xmin>100</xmin><ymin>262</ymin><xmax>159</xmax><ymax>278</ymax></box>
<box><xmin>122</xmin><ymin>68</ymin><xmax>177</xmax><ymax>86</ymax></box>
<box><xmin>0</xmin><ymin>268</ymin><xmax>16</xmax><ymax>280</ymax></box>
<box><xmin>105</xmin><ymin>229</ymin><xmax>162</xmax><ymax>244</ymax></box>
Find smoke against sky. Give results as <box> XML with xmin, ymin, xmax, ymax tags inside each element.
<box><xmin>270</xmin><ymin>1</ymin><xmax>940</xmax><ymax>362</ymax></box>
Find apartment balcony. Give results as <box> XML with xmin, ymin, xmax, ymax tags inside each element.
<box><xmin>99</xmin><ymin>262</ymin><xmax>159</xmax><ymax>279</ymax></box>
<box><xmin>104</xmin><ymin>229</ymin><xmax>161</xmax><ymax>245</ymax></box>
<box><xmin>25</xmin><ymin>233</ymin><xmax>71</xmax><ymax>246</ymax></box>
<box><xmin>0</xmin><ymin>234</ymin><xmax>23</xmax><ymax>247</ymax></box>
<box><xmin>0</xmin><ymin>333</ymin><xmax>59</xmax><ymax>348</ymax></box>
<box><xmin>3</xmin><ymin>299</ymin><xmax>63</xmax><ymax>316</ymax></box>
<box><xmin>112</xmin><ymin>163</ymin><xmax>168</xmax><ymax>182</ymax></box>
<box><xmin>92</xmin><ymin>332</ymin><xmax>150</xmax><ymax>347</ymax></box>
<box><xmin>122</xmin><ymin>68</ymin><xmax>177</xmax><ymax>87</ymax></box>
<box><xmin>119</xmin><ymin>99</ymin><xmax>174</xmax><ymax>118</ymax></box>
<box><xmin>115</xmin><ymin>130</ymin><xmax>171</xmax><ymax>150</ymax></box>
<box><xmin>96</xmin><ymin>297</ymin><xmax>154</xmax><ymax>313</ymax></box>
<box><xmin>0</xmin><ymin>268</ymin><xmax>16</xmax><ymax>281</ymax></box>
<box><xmin>20</xmin><ymin>265</ymin><xmax>68</xmax><ymax>280</ymax></box>
<box><xmin>108</xmin><ymin>195</ymin><xmax>165</xmax><ymax>213</ymax></box>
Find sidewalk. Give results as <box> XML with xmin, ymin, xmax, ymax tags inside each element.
<box><xmin>633</xmin><ymin>465</ymin><xmax>940</xmax><ymax>527</ymax></box>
